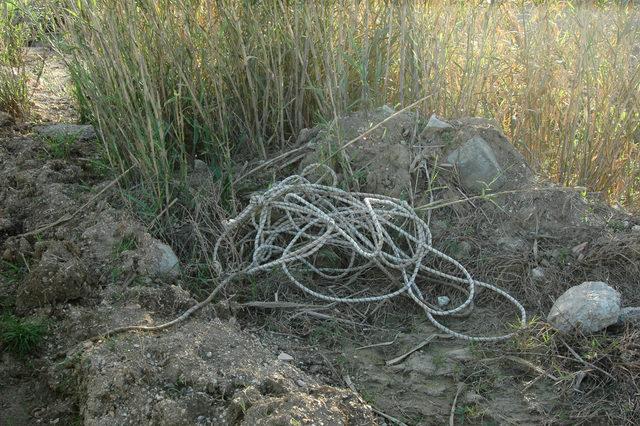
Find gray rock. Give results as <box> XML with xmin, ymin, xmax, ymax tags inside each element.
<box><xmin>0</xmin><ymin>110</ymin><xmax>14</xmax><ymax>127</ymax></box>
<box><xmin>277</xmin><ymin>352</ymin><xmax>294</xmax><ymax>362</ymax></box>
<box><xmin>531</xmin><ymin>267</ymin><xmax>545</xmax><ymax>281</ymax></box>
<box><xmin>426</xmin><ymin>114</ymin><xmax>452</xmax><ymax>129</ymax></box>
<box><xmin>547</xmin><ymin>281</ymin><xmax>621</xmax><ymax>334</ymax></box>
<box><xmin>34</xmin><ymin>123</ymin><xmax>96</xmax><ymax>141</ymax></box>
<box><xmin>618</xmin><ymin>307</ymin><xmax>640</xmax><ymax>326</ymax></box>
<box><xmin>136</xmin><ymin>234</ymin><xmax>180</xmax><ymax>279</ymax></box>
<box><xmin>497</xmin><ymin>236</ymin><xmax>527</xmax><ymax>252</ymax></box>
<box><xmin>437</xmin><ymin>296</ymin><xmax>450</xmax><ymax>307</ymax></box>
<box><xmin>632</xmin><ymin>224</ymin><xmax>640</xmax><ymax>233</ymax></box>
<box><xmin>446</xmin><ymin>136</ymin><xmax>506</xmax><ymax>194</ymax></box>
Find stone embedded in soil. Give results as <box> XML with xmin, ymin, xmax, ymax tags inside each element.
<box><xmin>278</xmin><ymin>352</ymin><xmax>294</xmax><ymax>362</ymax></box>
<box><xmin>34</xmin><ymin>123</ymin><xmax>96</xmax><ymax>142</ymax></box>
<box><xmin>133</xmin><ymin>234</ymin><xmax>180</xmax><ymax>279</ymax></box>
<box><xmin>446</xmin><ymin>136</ymin><xmax>507</xmax><ymax>194</ymax></box>
<box><xmin>617</xmin><ymin>307</ymin><xmax>640</xmax><ymax>326</ymax></box>
<box><xmin>426</xmin><ymin>113</ymin><xmax>453</xmax><ymax>129</ymax></box>
<box><xmin>531</xmin><ymin>266</ymin><xmax>546</xmax><ymax>281</ymax></box>
<box><xmin>547</xmin><ymin>281</ymin><xmax>621</xmax><ymax>334</ymax></box>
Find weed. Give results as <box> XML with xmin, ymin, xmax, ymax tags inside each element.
<box><xmin>43</xmin><ymin>134</ymin><xmax>76</xmax><ymax>159</ymax></box>
<box><xmin>112</xmin><ymin>235</ymin><xmax>138</xmax><ymax>257</ymax></box>
<box><xmin>0</xmin><ymin>258</ymin><xmax>29</xmax><ymax>285</ymax></box>
<box><xmin>0</xmin><ymin>314</ymin><xmax>46</xmax><ymax>356</ymax></box>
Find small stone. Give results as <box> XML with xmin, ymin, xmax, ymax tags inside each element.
<box><xmin>531</xmin><ymin>267</ymin><xmax>545</xmax><ymax>281</ymax></box>
<box><xmin>437</xmin><ymin>296</ymin><xmax>450</xmax><ymax>307</ymax></box>
<box><xmin>296</xmin><ymin>379</ymin><xmax>306</xmax><ymax>387</ymax></box>
<box><xmin>277</xmin><ymin>352</ymin><xmax>294</xmax><ymax>362</ymax></box>
<box><xmin>632</xmin><ymin>225</ymin><xmax>640</xmax><ymax>233</ymax></box>
<box><xmin>547</xmin><ymin>281</ymin><xmax>621</xmax><ymax>334</ymax></box>
<box><xmin>446</xmin><ymin>347</ymin><xmax>473</xmax><ymax>361</ymax></box>
<box><xmin>206</xmin><ymin>352</ymin><xmax>213</xmax><ymax>358</ymax></box>
<box><xmin>426</xmin><ymin>114</ymin><xmax>453</xmax><ymax>129</ymax></box>
<box><xmin>618</xmin><ymin>307</ymin><xmax>640</xmax><ymax>326</ymax></box>
<box><xmin>50</xmin><ymin>418</ymin><xmax>60</xmax><ymax>424</ymax></box>
<box><xmin>497</xmin><ymin>236</ymin><xmax>526</xmax><ymax>252</ymax></box>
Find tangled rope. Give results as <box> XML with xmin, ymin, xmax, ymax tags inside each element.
<box><xmin>94</xmin><ymin>164</ymin><xmax>525</xmax><ymax>342</ymax></box>
<box><xmin>212</xmin><ymin>164</ymin><xmax>526</xmax><ymax>342</ymax></box>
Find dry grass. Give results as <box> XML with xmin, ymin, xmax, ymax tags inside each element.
<box><xmin>56</xmin><ymin>0</ymin><xmax>640</xmax><ymax>212</ymax></box>
<box><xmin>494</xmin><ymin>321</ymin><xmax>640</xmax><ymax>424</ymax></box>
<box><xmin>0</xmin><ymin>1</ymin><xmax>31</xmax><ymax>118</ymax></box>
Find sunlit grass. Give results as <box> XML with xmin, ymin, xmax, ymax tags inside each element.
<box><xmin>58</xmin><ymin>0</ymin><xmax>640</xmax><ymax>209</ymax></box>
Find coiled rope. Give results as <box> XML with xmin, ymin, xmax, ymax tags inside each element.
<box><xmin>212</xmin><ymin>164</ymin><xmax>526</xmax><ymax>341</ymax></box>
<box><xmin>95</xmin><ymin>164</ymin><xmax>525</xmax><ymax>342</ymax></box>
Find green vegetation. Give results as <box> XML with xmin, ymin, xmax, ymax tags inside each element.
<box><xmin>0</xmin><ymin>314</ymin><xmax>46</xmax><ymax>356</ymax></box>
<box><xmin>0</xmin><ymin>1</ymin><xmax>31</xmax><ymax>117</ymax></box>
<box><xmin>54</xmin><ymin>0</ymin><xmax>640</xmax><ymax>211</ymax></box>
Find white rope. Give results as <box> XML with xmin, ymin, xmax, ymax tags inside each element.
<box><xmin>213</xmin><ymin>164</ymin><xmax>526</xmax><ymax>342</ymax></box>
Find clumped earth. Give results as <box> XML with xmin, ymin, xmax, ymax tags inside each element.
<box><xmin>2</xmin><ymin>50</ymin><xmax>640</xmax><ymax>425</ymax></box>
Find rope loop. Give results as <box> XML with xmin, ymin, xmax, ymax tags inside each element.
<box><xmin>213</xmin><ymin>165</ymin><xmax>526</xmax><ymax>341</ymax></box>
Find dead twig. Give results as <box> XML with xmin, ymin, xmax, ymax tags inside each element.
<box><xmin>385</xmin><ymin>334</ymin><xmax>451</xmax><ymax>366</ymax></box>
<box><xmin>449</xmin><ymin>383</ymin><xmax>465</xmax><ymax>426</ymax></box>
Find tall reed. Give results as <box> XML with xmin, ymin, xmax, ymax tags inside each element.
<box><xmin>60</xmin><ymin>0</ymin><xmax>640</xmax><ymax>209</ymax></box>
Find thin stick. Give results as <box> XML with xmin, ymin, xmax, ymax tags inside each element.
<box><xmin>20</xmin><ymin>166</ymin><xmax>134</xmax><ymax>237</ymax></box>
<box><xmin>88</xmin><ymin>273</ymin><xmax>236</xmax><ymax>341</ymax></box>
<box><xmin>449</xmin><ymin>383</ymin><xmax>465</xmax><ymax>426</ymax></box>
<box><xmin>385</xmin><ymin>334</ymin><xmax>451</xmax><ymax>366</ymax></box>
<box><xmin>559</xmin><ymin>338</ymin><xmax>615</xmax><ymax>380</ymax></box>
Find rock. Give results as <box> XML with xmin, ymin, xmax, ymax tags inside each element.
<box><xmin>531</xmin><ymin>267</ymin><xmax>545</xmax><ymax>281</ymax></box>
<box><xmin>278</xmin><ymin>352</ymin><xmax>294</xmax><ymax>362</ymax></box>
<box><xmin>296</xmin><ymin>127</ymin><xmax>321</xmax><ymax>145</ymax></box>
<box><xmin>134</xmin><ymin>234</ymin><xmax>180</xmax><ymax>279</ymax></box>
<box><xmin>446</xmin><ymin>347</ymin><xmax>474</xmax><ymax>362</ymax></box>
<box><xmin>446</xmin><ymin>136</ymin><xmax>506</xmax><ymax>194</ymax></box>
<box><xmin>497</xmin><ymin>236</ymin><xmax>527</xmax><ymax>252</ymax></box>
<box><xmin>437</xmin><ymin>296</ymin><xmax>450</xmax><ymax>307</ymax></box>
<box><xmin>632</xmin><ymin>225</ymin><xmax>640</xmax><ymax>233</ymax></box>
<box><xmin>426</xmin><ymin>114</ymin><xmax>453</xmax><ymax>129</ymax></box>
<box><xmin>34</xmin><ymin>124</ymin><xmax>96</xmax><ymax>142</ymax></box>
<box><xmin>0</xmin><ymin>110</ymin><xmax>14</xmax><ymax>127</ymax></box>
<box><xmin>458</xmin><ymin>240</ymin><xmax>472</xmax><ymax>258</ymax></box>
<box><xmin>618</xmin><ymin>307</ymin><xmax>640</xmax><ymax>326</ymax></box>
<box><xmin>547</xmin><ymin>281</ymin><xmax>621</xmax><ymax>334</ymax></box>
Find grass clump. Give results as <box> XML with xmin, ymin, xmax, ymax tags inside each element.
<box><xmin>0</xmin><ymin>1</ymin><xmax>32</xmax><ymax>118</ymax></box>
<box><xmin>0</xmin><ymin>314</ymin><xmax>46</xmax><ymax>356</ymax></box>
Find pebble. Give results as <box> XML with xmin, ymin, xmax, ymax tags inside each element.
<box><xmin>296</xmin><ymin>379</ymin><xmax>306</xmax><ymax>387</ymax></box>
<box><xmin>632</xmin><ymin>225</ymin><xmax>640</xmax><ymax>233</ymax></box>
<box><xmin>437</xmin><ymin>296</ymin><xmax>450</xmax><ymax>307</ymax></box>
<box><xmin>531</xmin><ymin>266</ymin><xmax>545</xmax><ymax>281</ymax></box>
<box><xmin>206</xmin><ymin>352</ymin><xmax>213</xmax><ymax>358</ymax></box>
<box><xmin>278</xmin><ymin>352</ymin><xmax>294</xmax><ymax>362</ymax></box>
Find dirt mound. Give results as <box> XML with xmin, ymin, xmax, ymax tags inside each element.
<box><xmin>56</xmin><ymin>316</ymin><xmax>374</xmax><ymax>425</ymax></box>
<box><xmin>0</xmin><ymin>127</ymin><xmax>375</xmax><ymax>425</ymax></box>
